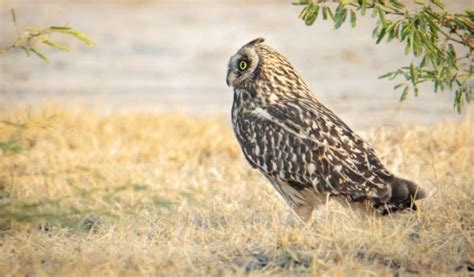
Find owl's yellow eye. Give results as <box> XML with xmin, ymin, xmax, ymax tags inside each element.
<box><xmin>239</xmin><ymin>61</ymin><xmax>248</xmax><ymax>70</ymax></box>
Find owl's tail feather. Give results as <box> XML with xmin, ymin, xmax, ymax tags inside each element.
<box><xmin>375</xmin><ymin>177</ymin><xmax>427</xmax><ymax>215</ymax></box>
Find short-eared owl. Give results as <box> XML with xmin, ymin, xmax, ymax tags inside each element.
<box><xmin>226</xmin><ymin>38</ymin><xmax>426</xmax><ymax>223</ymax></box>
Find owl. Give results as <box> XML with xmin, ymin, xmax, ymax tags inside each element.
<box><xmin>226</xmin><ymin>38</ymin><xmax>426</xmax><ymax>224</ymax></box>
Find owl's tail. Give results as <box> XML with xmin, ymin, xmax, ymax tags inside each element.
<box><xmin>374</xmin><ymin>177</ymin><xmax>427</xmax><ymax>215</ymax></box>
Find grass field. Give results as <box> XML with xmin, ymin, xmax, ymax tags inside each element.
<box><xmin>0</xmin><ymin>105</ymin><xmax>472</xmax><ymax>275</ymax></box>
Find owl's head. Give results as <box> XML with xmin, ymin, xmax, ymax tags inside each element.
<box><xmin>226</xmin><ymin>38</ymin><xmax>313</xmax><ymax>103</ymax></box>
<box><xmin>226</xmin><ymin>38</ymin><xmax>265</xmax><ymax>88</ymax></box>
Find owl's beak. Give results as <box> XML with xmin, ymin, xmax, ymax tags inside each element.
<box><xmin>226</xmin><ymin>70</ymin><xmax>236</xmax><ymax>88</ymax></box>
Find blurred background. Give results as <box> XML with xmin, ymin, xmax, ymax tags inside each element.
<box><xmin>0</xmin><ymin>0</ymin><xmax>472</xmax><ymax>129</ymax></box>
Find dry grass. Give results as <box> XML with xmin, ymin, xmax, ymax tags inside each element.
<box><xmin>0</xmin><ymin>104</ymin><xmax>472</xmax><ymax>276</ymax></box>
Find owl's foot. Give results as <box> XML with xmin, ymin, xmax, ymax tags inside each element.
<box><xmin>285</xmin><ymin>204</ymin><xmax>314</xmax><ymax>226</ymax></box>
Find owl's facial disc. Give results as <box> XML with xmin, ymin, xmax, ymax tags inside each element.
<box><xmin>226</xmin><ymin>46</ymin><xmax>260</xmax><ymax>88</ymax></box>
<box><xmin>226</xmin><ymin>54</ymin><xmax>246</xmax><ymax>88</ymax></box>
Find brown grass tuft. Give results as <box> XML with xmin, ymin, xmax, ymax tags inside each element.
<box><xmin>0</xmin><ymin>105</ymin><xmax>472</xmax><ymax>275</ymax></box>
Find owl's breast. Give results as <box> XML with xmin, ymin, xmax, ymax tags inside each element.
<box><xmin>232</xmin><ymin>89</ymin><xmax>255</xmax><ymax>124</ymax></box>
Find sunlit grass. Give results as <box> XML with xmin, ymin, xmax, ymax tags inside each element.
<box><xmin>0</xmin><ymin>104</ymin><xmax>472</xmax><ymax>275</ymax></box>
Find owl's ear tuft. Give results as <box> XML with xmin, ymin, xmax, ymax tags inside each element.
<box><xmin>243</xmin><ymin>37</ymin><xmax>265</xmax><ymax>48</ymax></box>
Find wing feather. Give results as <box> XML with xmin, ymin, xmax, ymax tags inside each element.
<box><xmin>234</xmin><ymin>100</ymin><xmax>394</xmax><ymax>201</ymax></box>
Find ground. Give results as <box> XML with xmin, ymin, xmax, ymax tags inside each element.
<box><xmin>0</xmin><ymin>105</ymin><xmax>472</xmax><ymax>275</ymax></box>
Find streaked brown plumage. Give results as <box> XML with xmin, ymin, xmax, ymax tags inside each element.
<box><xmin>226</xmin><ymin>38</ymin><xmax>426</xmax><ymax>223</ymax></box>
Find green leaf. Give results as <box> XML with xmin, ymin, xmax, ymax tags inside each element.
<box><xmin>378</xmin><ymin>71</ymin><xmax>394</xmax><ymax>79</ymax></box>
<box><xmin>388</xmin><ymin>0</ymin><xmax>405</xmax><ymax>9</ymax></box>
<box><xmin>49</xmin><ymin>26</ymin><xmax>73</xmax><ymax>30</ymax></box>
<box><xmin>466</xmin><ymin>10</ymin><xmax>474</xmax><ymax>21</ymax></box>
<box><xmin>304</xmin><ymin>5</ymin><xmax>320</xmax><ymax>26</ymax></box>
<box><xmin>393</xmin><ymin>21</ymin><xmax>401</xmax><ymax>39</ymax></box>
<box><xmin>11</xmin><ymin>9</ymin><xmax>17</xmax><ymax>25</ymax></box>
<box><xmin>327</xmin><ymin>7</ymin><xmax>335</xmax><ymax>20</ymax></box>
<box><xmin>376</xmin><ymin>27</ymin><xmax>386</xmax><ymax>44</ymax></box>
<box><xmin>385</xmin><ymin>22</ymin><xmax>396</xmax><ymax>42</ymax></box>
<box><xmin>404</xmin><ymin>30</ymin><xmax>413</xmax><ymax>55</ymax></box>
<box><xmin>312</xmin><ymin>5</ymin><xmax>321</xmax><ymax>24</ymax></box>
<box><xmin>299</xmin><ymin>5</ymin><xmax>309</xmax><ymax>19</ymax></box>
<box><xmin>350</xmin><ymin>10</ymin><xmax>357</xmax><ymax>27</ymax></box>
<box><xmin>322</xmin><ymin>6</ymin><xmax>329</xmax><ymax>20</ymax></box>
<box><xmin>400</xmin><ymin>23</ymin><xmax>409</xmax><ymax>41</ymax></box>
<box><xmin>454</xmin><ymin>88</ymin><xmax>463</xmax><ymax>113</ymax></box>
<box><xmin>292</xmin><ymin>0</ymin><xmax>309</xmax><ymax>5</ymax></box>
<box><xmin>334</xmin><ymin>5</ymin><xmax>348</xmax><ymax>29</ymax></box>
<box><xmin>430</xmin><ymin>0</ymin><xmax>445</xmax><ymax>10</ymax></box>
<box><xmin>400</xmin><ymin>84</ymin><xmax>409</xmax><ymax>102</ymax></box>
<box><xmin>420</xmin><ymin>54</ymin><xmax>428</xmax><ymax>67</ymax></box>
<box><xmin>434</xmin><ymin>79</ymin><xmax>439</xmax><ymax>92</ymax></box>
<box><xmin>372</xmin><ymin>24</ymin><xmax>382</xmax><ymax>39</ymax></box>
<box><xmin>394</xmin><ymin>82</ymin><xmax>405</xmax><ymax>90</ymax></box>
<box><xmin>42</xmin><ymin>40</ymin><xmax>71</xmax><ymax>51</ymax></box>
<box><xmin>453</xmin><ymin>17</ymin><xmax>469</xmax><ymax>30</ymax></box>
<box><xmin>47</xmin><ymin>28</ymin><xmax>95</xmax><ymax>46</ymax></box>
<box><xmin>361</xmin><ymin>0</ymin><xmax>367</xmax><ymax>16</ymax></box>
<box><xmin>28</xmin><ymin>48</ymin><xmax>49</xmax><ymax>62</ymax></box>
<box><xmin>376</xmin><ymin>7</ymin><xmax>387</xmax><ymax>27</ymax></box>
<box><xmin>413</xmin><ymin>31</ymin><xmax>423</xmax><ymax>57</ymax></box>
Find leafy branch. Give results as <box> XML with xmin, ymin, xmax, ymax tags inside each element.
<box><xmin>0</xmin><ymin>9</ymin><xmax>95</xmax><ymax>63</ymax></box>
<box><xmin>0</xmin><ymin>9</ymin><xmax>94</xmax><ymax>155</ymax></box>
<box><xmin>294</xmin><ymin>0</ymin><xmax>473</xmax><ymax>113</ymax></box>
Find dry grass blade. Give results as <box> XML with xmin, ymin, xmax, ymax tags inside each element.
<box><xmin>0</xmin><ymin>104</ymin><xmax>472</xmax><ymax>275</ymax></box>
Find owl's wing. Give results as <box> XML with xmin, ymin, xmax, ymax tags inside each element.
<box><xmin>235</xmin><ymin>99</ymin><xmax>394</xmax><ymax>202</ymax></box>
